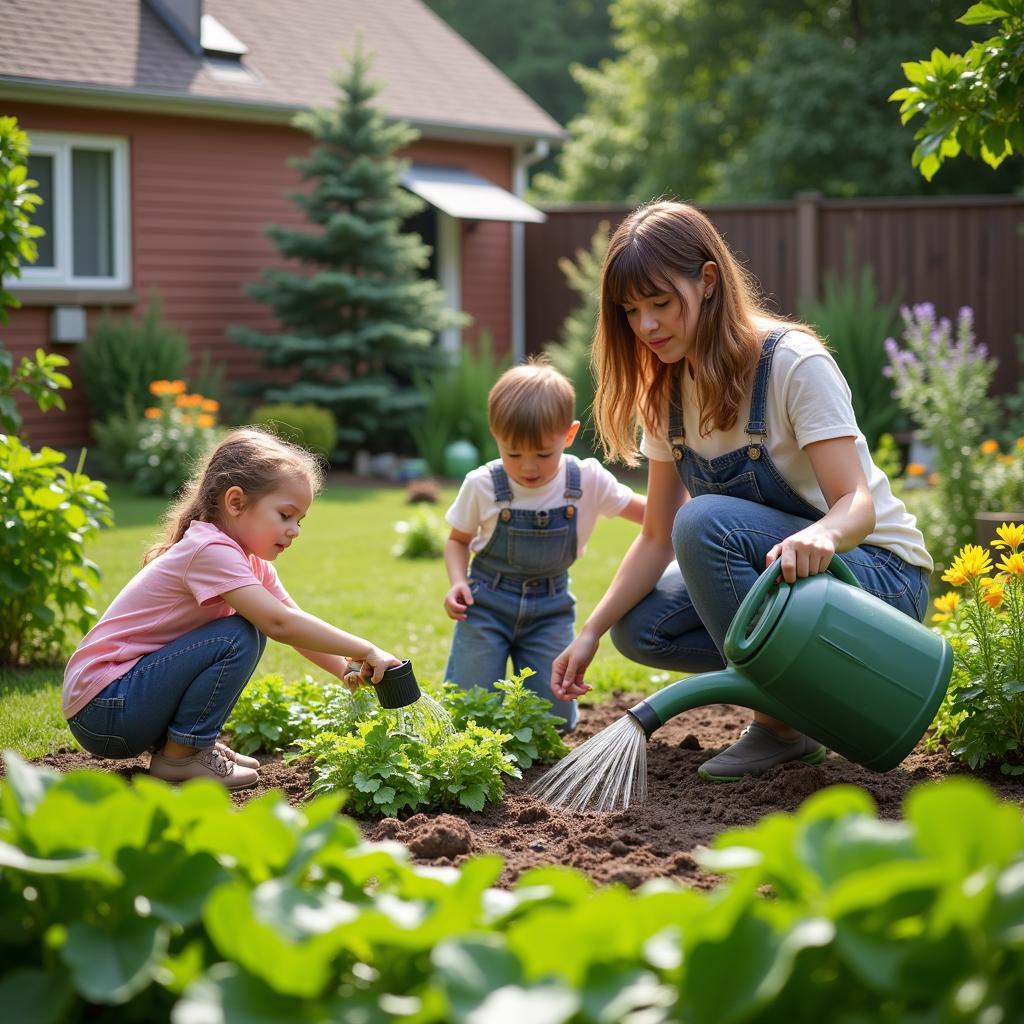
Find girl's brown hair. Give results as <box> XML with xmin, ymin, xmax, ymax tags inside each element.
<box><xmin>143</xmin><ymin>427</ymin><xmax>325</xmax><ymax>563</ymax></box>
<box><xmin>592</xmin><ymin>200</ymin><xmax>814</xmax><ymax>465</ymax></box>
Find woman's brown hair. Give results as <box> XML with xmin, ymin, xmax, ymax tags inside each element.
<box><xmin>592</xmin><ymin>200</ymin><xmax>812</xmax><ymax>465</ymax></box>
<box><xmin>143</xmin><ymin>427</ymin><xmax>324</xmax><ymax>563</ymax></box>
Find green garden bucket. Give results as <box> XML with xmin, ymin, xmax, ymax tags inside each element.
<box><xmin>627</xmin><ymin>557</ymin><xmax>952</xmax><ymax>772</ymax></box>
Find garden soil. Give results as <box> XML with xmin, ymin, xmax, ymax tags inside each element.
<box><xmin>34</xmin><ymin>693</ymin><xmax>1024</xmax><ymax>890</ymax></box>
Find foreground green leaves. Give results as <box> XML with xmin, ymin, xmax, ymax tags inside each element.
<box><xmin>1</xmin><ymin>754</ymin><xmax>1022</xmax><ymax>1022</ymax></box>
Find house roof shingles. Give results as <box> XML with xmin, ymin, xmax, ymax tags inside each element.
<box><xmin>0</xmin><ymin>0</ymin><xmax>564</xmax><ymax>142</ymax></box>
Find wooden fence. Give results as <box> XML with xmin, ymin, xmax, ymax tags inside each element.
<box><xmin>524</xmin><ymin>193</ymin><xmax>1024</xmax><ymax>393</ymax></box>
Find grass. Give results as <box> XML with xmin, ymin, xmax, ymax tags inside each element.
<box><xmin>2</xmin><ymin>479</ymin><xmax>666</xmax><ymax>759</ymax></box>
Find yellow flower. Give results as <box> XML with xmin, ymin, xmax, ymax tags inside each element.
<box><xmin>197</xmin><ymin>414</ymin><xmax>215</xmax><ymax>429</ymax></box>
<box><xmin>1017</xmin><ymin>437</ymin><xmax>1024</xmax><ymax>450</ymax></box>
<box><xmin>980</xmin><ymin>439</ymin><xmax>1000</xmax><ymax>455</ymax></box>
<box><xmin>992</xmin><ymin>522</ymin><xmax>1024</xmax><ymax>552</ymax></box>
<box><xmin>997</xmin><ymin>551</ymin><xmax>1024</xmax><ymax>576</ymax></box>
<box><xmin>906</xmin><ymin>462</ymin><xmax>927</xmax><ymax>477</ymax></box>
<box><xmin>144</xmin><ymin>406</ymin><xmax>162</xmax><ymax>420</ymax></box>
<box><xmin>933</xmin><ymin>592</ymin><xmax>960</xmax><ymax>614</ymax></box>
<box><xmin>981</xmin><ymin>577</ymin><xmax>1005</xmax><ymax>609</ymax></box>
<box><xmin>942</xmin><ymin>544</ymin><xmax>993</xmax><ymax>586</ymax></box>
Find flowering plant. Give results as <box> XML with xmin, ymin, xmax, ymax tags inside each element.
<box><xmin>928</xmin><ymin>522</ymin><xmax>1024</xmax><ymax>774</ymax></box>
<box><xmin>976</xmin><ymin>436</ymin><xmax>1024</xmax><ymax>513</ymax></box>
<box><xmin>885</xmin><ymin>304</ymin><xmax>994</xmax><ymax>567</ymax></box>
<box><xmin>124</xmin><ymin>379</ymin><xmax>221</xmax><ymax>495</ymax></box>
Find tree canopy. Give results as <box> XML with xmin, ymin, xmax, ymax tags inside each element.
<box><xmin>532</xmin><ymin>0</ymin><xmax>1023</xmax><ymax>202</ymax></box>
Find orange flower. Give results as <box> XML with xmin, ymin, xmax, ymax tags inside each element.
<box><xmin>201</xmin><ymin>398</ymin><xmax>220</xmax><ymax>413</ymax></box>
<box><xmin>169</xmin><ymin>379</ymin><xmax>187</xmax><ymax>394</ymax></box>
<box><xmin>174</xmin><ymin>394</ymin><xmax>190</xmax><ymax>407</ymax></box>
<box><xmin>1017</xmin><ymin>437</ymin><xmax>1024</xmax><ymax>450</ymax></box>
<box><xmin>927</xmin><ymin>472</ymin><xmax>939</xmax><ymax>487</ymax></box>
<box><xmin>197</xmin><ymin>414</ymin><xmax>215</xmax><ymax>429</ymax></box>
<box><xmin>980</xmin><ymin>439</ymin><xmax>999</xmax><ymax>455</ymax></box>
<box><xmin>906</xmin><ymin>462</ymin><xmax>927</xmax><ymax>477</ymax></box>
<box><xmin>149</xmin><ymin>379</ymin><xmax>172</xmax><ymax>396</ymax></box>
<box><xmin>144</xmin><ymin>406</ymin><xmax>162</xmax><ymax>420</ymax></box>
<box><xmin>179</xmin><ymin>414</ymin><xmax>194</xmax><ymax>427</ymax></box>
<box><xmin>981</xmin><ymin>577</ymin><xmax>1005</xmax><ymax>609</ymax></box>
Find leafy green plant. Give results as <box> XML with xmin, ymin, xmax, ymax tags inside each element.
<box><xmin>545</xmin><ymin>222</ymin><xmax>608</xmax><ymax>459</ymax></box>
<box><xmin>3</xmin><ymin>754</ymin><xmax>1024</xmax><ymax>1022</ymax></box>
<box><xmin>891</xmin><ymin>1</ymin><xmax>1024</xmax><ymax>180</ymax></box>
<box><xmin>0</xmin><ymin>346</ymin><xmax>70</xmax><ymax>435</ymax></box>
<box><xmin>392</xmin><ymin>506</ymin><xmax>446</xmax><ymax>559</ymax></box>
<box><xmin>297</xmin><ymin>717</ymin><xmax>518</xmax><ymax>814</ymax></box>
<box><xmin>251</xmin><ymin>402</ymin><xmax>337</xmax><ymax>459</ymax></box>
<box><xmin>79</xmin><ymin>296</ymin><xmax>188</xmax><ymax>423</ymax></box>
<box><xmin>928</xmin><ymin>523</ymin><xmax>1024</xmax><ymax>773</ymax></box>
<box><xmin>798</xmin><ymin>262</ymin><xmax>902</xmax><ymax>451</ymax></box>
<box><xmin>440</xmin><ymin>669</ymin><xmax>569</xmax><ymax>769</ymax></box>
<box><xmin>0</xmin><ymin>438</ymin><xmax>112</xmax><ymax>665</ymax></box>
<box><xmin>0</xmin><ymin>115</ymin><xmax>43</xmax><ymax>319</ymax></box>
<box><xmin>411</xmin><ymin>330</ymin><xmax>507</xmax><ymax>475</ymax></box>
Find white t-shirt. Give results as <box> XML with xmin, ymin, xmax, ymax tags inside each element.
<box><xmin>446</xmin><ymin>455</ymin><xmax>634</xmax><ymax>557</ymax></box>
<box><xmin>640</xmin><ymin>331</ymin><xmax>933</xmax><ymax>571</ymax></box>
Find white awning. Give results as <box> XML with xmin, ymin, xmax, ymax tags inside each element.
<box><xmin>401</xmin><ymin>164</ymin><xmax>546</xmax><ymax>223</ymax></box>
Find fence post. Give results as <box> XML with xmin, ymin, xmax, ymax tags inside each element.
<box><xmin>794</xmin><ymin>191</ymin><xmax>822</xmax><ymax>305</ymax></box>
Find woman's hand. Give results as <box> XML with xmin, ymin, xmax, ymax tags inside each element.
<box><xmin>346</xmin><ymin>646</ymin><xmax>403</xmax><ymax>687</ymax></box>
<box><xmin>444</xmin><ymin>581</ymin><xmax>474</xmax><ymax>621</ymax></box>
<box><xmin>766</xmin><ymin>523</ymin><xmax>838</xmax><ymax>583</ymax></box>
<box><xmin>551</xmin><ymin>631</ymin><xmax>600</xmax><ymax>701</ymax></box>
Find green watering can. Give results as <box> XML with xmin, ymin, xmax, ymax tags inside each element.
<box><xmin>627</xmin><ymin>557</ymin><xmax>953</xmax><ymax>772</ymax></box>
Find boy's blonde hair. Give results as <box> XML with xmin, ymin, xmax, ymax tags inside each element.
<box><xmin>488</xmin><ymin>356</ymin><xmax>576</xmax><ymax>449</ymax></box>
<box><xmin>144</xmin><ymin>427</ymin><xmax>324</xmax><ymax>563</ymax></box>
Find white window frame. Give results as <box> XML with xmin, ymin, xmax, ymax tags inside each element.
<box><xmin>19</xmin><ymin>131</ymin><xmax>131</xmax><ymax>290</ymax></box>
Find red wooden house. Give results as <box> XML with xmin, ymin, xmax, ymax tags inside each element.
<box><xmin>0</xmin><ymin>0</ymin><xmax>563</xmax><ymax>447</ymax></box>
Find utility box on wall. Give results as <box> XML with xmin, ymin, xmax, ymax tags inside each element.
<box><xmin>50</xmin><ymin>306</ymin><xmax>87</xmax><ymax>344</ymax></box>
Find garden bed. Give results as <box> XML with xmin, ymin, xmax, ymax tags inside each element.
<box><xmin>35</xmin><ymin>692</ymin><xmax>1024</xmax><ymax>890</ymax></box>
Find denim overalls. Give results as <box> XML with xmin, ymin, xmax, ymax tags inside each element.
<box><xmin>610</xmin><ymin>328</ymin><xmax>930</xmax><ymax>674</ymax></box>
<box><xmin>444</xmin><ymin>457</ymin><xmax>583</xmax><ymax>728</ymax></box>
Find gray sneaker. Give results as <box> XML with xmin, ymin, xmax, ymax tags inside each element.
<box><xmin>215</xmin><ymin>741</ymin><xmax>260</xmax><ymax>770</ymax></box>
<box><xmin>698</xmin><ymin>722</ymin><xmax>826</xmax><ymax>782</ymax></box>
<box><xmin>149</xmin><ymin>746</ymin><xmax>258</xmax><ymax>790</ymax></box>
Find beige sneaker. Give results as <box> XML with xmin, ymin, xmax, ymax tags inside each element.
<box><xmin>215</xmin><ymin>741</ymin><xmax>260</xmax><ymax>770</ymax></box>
<box><xmin>149</xmin><ymin>745</ymin><xmax>258</xmax><ymax>790</ymax></box>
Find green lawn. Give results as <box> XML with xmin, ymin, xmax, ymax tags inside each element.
<box><xmin>2</xmin><ymin>480</ymin><xmax>666</xmax><ymax>758</ymax></box>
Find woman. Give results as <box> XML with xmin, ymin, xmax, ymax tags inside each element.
<box><xmin>550</xmin><ymin>201</ymin><xmax>932</xmax><ymax>781</ymax></box>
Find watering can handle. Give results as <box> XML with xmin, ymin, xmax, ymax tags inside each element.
<box><xmin>725</xmin><ymin>555</ymin><xmax>862</xmax><ymax>662</ymax></box>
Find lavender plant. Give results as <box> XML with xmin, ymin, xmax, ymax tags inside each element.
<box><xmin>885</xmin><ymin>304</ymin><xmax>995</xmax><ymax>567</ymax></box>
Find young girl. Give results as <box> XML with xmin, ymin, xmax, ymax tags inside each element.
<box><xmin>550</xmin><ymin>200</ymin><xmax>933</xmax><ymax>781</ymax></box>
<box><xmin>63</xmin><ymin>427</ymin><xmax>400</xmax><ymax>790</ymax></box>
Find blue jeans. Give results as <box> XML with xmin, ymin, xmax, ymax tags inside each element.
<box><xmin>67</xmin><ymin>616</ymin><xmax>266</xmax><ymax>757</ymax></box>
<box><xmin>611</xmin><ymin>495</ymin><xmax>930</xmax><ymax>673</ymax></box>
<box><xmin>444</xmin><ymin>568</ymin><xmax>578</xmax><ymax>729</ymax></box>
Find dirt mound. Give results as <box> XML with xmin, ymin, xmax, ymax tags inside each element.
<box><xmin>28</xmin><ymin>694</ymin><xmax>1024</xmax><ymax>890</ymax></box>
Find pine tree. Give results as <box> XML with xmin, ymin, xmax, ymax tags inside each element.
<box><xmin>232</xmin><ymin>45</ymin><xmax>461</xmax><ymax>455</ymax></box>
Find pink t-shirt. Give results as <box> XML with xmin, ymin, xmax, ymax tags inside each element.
<box><xmin>63</xmin><ymin>520</ymin><xmax>289</xmax><ymax>719</ymax></box>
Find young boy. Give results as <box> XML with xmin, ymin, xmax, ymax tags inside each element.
<box><xmin>442</xmin><ymin>357</ymin><xmax>646</xmax><ymax>730</ymax></box>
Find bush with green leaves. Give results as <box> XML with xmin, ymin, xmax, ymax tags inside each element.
<box><xmin>411</xmin><ymin>330</ymin><xmax>506</xmax><ymax>474</ymax></box>
<box><xmin>798</xmin><ymin>262</ymin><xmax>903</xmax><ymax>452</ymax></box>
<box><xmin>0</xmin><ymin>115</ymin><xmax>43</xmax><ymax>319</ymax></box>
<box><xmin>0</xmin><ymin>438</ymin><xmax>112</xmax><ymax>665</ymax></box>
<box><xmin>2</xmin><ymin>753</ymin><xmax>1022</xmax><ymax>1022</ymax></box>
<box><xmin>440</xmin><ymin>670</ymin><xmax>569</xmax><ymax>769</ymax></box>
<box><xmin>298</xmin><ymin>717</ymin><xmax>518</xmax><ymax>815</ymax></box>
<box><xmin>79</xmin><ymin>296</ymin><xmax>188</xmax><ymax>423</ymax></box>
<box><xmin>251</xmin><ymin>402</ymin><xmax>337</xmax><ymax>459</ymax></box>
<box><xmin>545</xmin><ymin>222</ymin><xmax>608</xmax><ymax>459</ymax></box>
<box><xmin>0</xmin><ymin>346</ymin><xmax>70</xmax><ymax>435</ymax></box>
<box><xmin>392</xmin><ymin>506</ymin><xmax>446</xmax><ymax>559</ymax></box>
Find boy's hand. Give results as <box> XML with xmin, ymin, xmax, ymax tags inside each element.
<box><xmin>551</xmin><ymin>632</ymin><xmax>597</xmax><ymax>700</ymax></box>
<box><xmin>444</xmin><ymin>581</ymin><xmax>475</xmax><ymax>621</ymax></box>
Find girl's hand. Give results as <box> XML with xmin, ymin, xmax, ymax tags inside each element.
<box><xmin>551</xmin><ymin>632</ymin><xmax>599</xmax><ymax>701</ymax></box>
<box><xmin>348</xmin><ymin>646</ymin><xmax>403</xmax><ymax>686</ymax></box>
<box><xmin>766</xmin><ymin>525</ymin><xmax>838</xmax><ymax>584</ymax></box>
<box><xmin>444</xmin><ymin>581</ymin><xmax>474</xmax><ymax>621</ymax></box>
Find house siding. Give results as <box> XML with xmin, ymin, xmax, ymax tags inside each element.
<box><xmin>5</xmin><ymin>101</ymin><xmax>514</xmax><ymax>449</ymax></box>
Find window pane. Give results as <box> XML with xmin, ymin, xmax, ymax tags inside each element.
<box><xmin>72</xmin><ymin>149</ymin><xmax>114</xmax><ymax>277</ymax></box>
<box><xmin>27</xmin><ymin>155</ymin><xmax>55</xmax><ymax>267</ymax></box>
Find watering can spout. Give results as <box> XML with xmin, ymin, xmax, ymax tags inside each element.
<box><xmin>628</xmin><ymin>669</ymin><xmax>787</xmax><ymax>739</ymax></box>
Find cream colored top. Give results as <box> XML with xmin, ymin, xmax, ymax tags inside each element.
<box><xmin>640</xmin><ymin>330</ymin><xmax>933</xmax><ymax>571</ymax></box>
